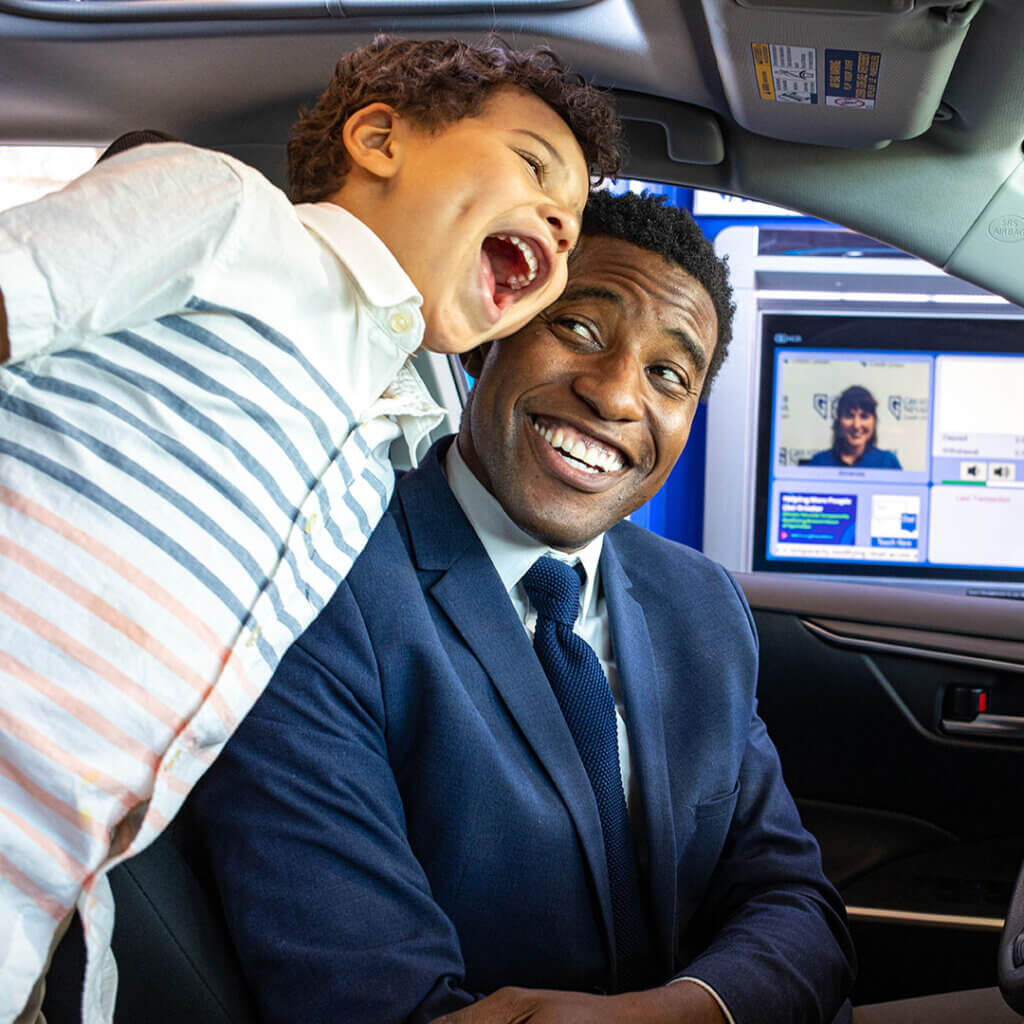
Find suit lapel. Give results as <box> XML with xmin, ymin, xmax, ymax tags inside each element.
<box><xmin>602</xmin><ymin>536</ymin><xmax>679</xmax><ymax>973</ymax></box>
<box><xmin>396</xmin><ymin>441</ymin><xmax>617</xmax><ymax>949</ymax></box>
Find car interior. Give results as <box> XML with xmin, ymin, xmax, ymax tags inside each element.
<box><xmin>1</xmin><ymin>0</ymin><xmax>1023</xmax><ymax>1020</ymax></box>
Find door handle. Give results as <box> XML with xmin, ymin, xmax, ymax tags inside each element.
<box><xmin>941</xmin><ymin>713</ymin><xmax>1024</xmax><ymax>740</ymax></box>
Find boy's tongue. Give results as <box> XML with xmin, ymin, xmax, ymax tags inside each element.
<box><xmin>482</xmin><ymin>235</ymin><xmax>531</xmax><ymax>296</ymax></box>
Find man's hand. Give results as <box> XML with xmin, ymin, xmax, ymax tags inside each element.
<box><xmin>430</xmin><ymin>981</ymin><xmax>727</xmax><ymax>1024</ymax></box>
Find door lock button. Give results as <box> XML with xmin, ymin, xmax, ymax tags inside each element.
<box><xmin>945</xmin><ymin>685</ymin><xmax>988</xmax><ymax>722</ymax></box>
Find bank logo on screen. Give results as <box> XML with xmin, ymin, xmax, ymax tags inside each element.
<box><xmin>888</xmin><ymin>394</ymin><xmax>902</xmax><ymax>420</ymax></box>
<box><xmin>813</xmin><ymin>393</ymin><xmax>829</xmax><ymax>419</ymax></box>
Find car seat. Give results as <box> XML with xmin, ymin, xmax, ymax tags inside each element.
<box><xmin>40</xmin><ymin>807</ymin><xmax>258</xmax><ymax>1024</ymax></box>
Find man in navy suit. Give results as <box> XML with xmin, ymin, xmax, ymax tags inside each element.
<box><xmin>192</xmin><ymin>190</ymin><xmax>856</xmax><ymax>1024</ymax></box>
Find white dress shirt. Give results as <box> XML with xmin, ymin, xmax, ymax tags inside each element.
<box><xmin>444</xmin><ymin>440</ymin><xmax>634</xmax><ymax>805</ymax></box>
<box><xmin>443</xmin><ymin>440</ymin><xmax>735</xmax><ymax>1023</ymax></box>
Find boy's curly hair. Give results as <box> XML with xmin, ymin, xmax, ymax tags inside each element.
<box><xmin>288</xmin><ymin>35</ymin><xmax>622</xmax><ymax>203</ymax></box>
<box><xmin>578</xmin><ymin>189</ymin><xmax>735</xmax><ymax>399</ymax></box>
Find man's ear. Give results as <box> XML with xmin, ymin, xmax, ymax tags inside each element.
<box><xmin>341</xmin><ymin>103</ymin><xmax>404</xmax><ymax>180</ymax></box>
<box><xmin>459</xmin><ymin>342</ymin><xmax>493</xmax><ymax>381</ymax></box>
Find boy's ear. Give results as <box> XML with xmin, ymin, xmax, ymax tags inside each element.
<box><xmin>459</xmin><ymin>342</ymin><xmax>493</xmax><ymax>380</ymax></box>
<box><xmin>341</xmin><ymin>102</ymin><xmax>404</xmax><ymax>180</ymax></box>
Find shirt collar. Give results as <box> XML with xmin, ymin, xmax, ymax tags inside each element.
<box><xmin>365</xmin><ymin>361</ymin><xmax>445</xmax><ymax>466</ymax></box>
<box><xmin>444</xmin><ymin>439</ymin><xmax>604</xmax><ymax>622</ymax></box>
<box><xmin>295</xmin><ymin>201</ymin><xmax>422</xmax><ymax>311</ymax></box>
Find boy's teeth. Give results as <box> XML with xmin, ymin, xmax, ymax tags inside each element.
<box><xmin>494</xmin><ymin>233</ymin><xmax>539</xmax><ymax>290</ymax></box>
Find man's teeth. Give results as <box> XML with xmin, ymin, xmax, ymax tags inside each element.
<box><xmin>531</xmin><ymin>419</ymin><xmax>624</xmax><ymax>473</ymax></box>
<box><xmin>494</xmin><ymin>234</ymin><xmax>539</xmax><ymax>290</ymax></box>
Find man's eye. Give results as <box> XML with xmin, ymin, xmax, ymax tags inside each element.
<box><xmin>552</xmin><ymin>316</ymin><xmax>596</xmax><ymax>343</ymax></box>
<box><xmin>650</xmin><ymin>365</ymin><xmax>695</xmax><ymax>394</ymax></box>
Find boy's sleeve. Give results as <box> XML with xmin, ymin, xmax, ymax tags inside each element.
<box><xmin>0</xmin><ymin>142</ymin><xmax>247</xmax><ymax>364</ymax></box>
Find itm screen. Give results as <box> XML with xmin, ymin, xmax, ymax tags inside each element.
<box><xmin>754</xmin><ymin>313</ymin><xmax>1024</xmax><ymax>583</ymax></box>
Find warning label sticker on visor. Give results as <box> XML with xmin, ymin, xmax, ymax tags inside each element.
<box><xmin>751</xmin><ymin>43</ymin><xmax>818</xmax><ymax>104</ymax></box>
<box><xmin>752</xmin><ymin>44</ymin><xmax>882</xmax><ymax>110</ymax></box>
<box><xmin>824</xmin><ymin>48</ymin><xmax>881</xmax><ymax>109</ymax></box>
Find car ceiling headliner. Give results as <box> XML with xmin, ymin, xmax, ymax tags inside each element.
<box><xmin>0</xmin><ymin>0</ymin><xmax>1022</xmax><ymax>304</ymax></box>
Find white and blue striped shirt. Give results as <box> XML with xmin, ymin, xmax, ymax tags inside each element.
<box><xmin>0</xmin><ymin>143</ymin><xmax>443</xmax><ymax>1023</ymax></box>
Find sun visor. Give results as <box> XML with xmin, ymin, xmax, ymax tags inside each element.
<box><xmin>699</xmin><ymin>0</ymin><xmax>983</xmax><ymax>149</ymax></box>
<box><xmin>946</xmin><ymin>162</ymin><xmax>1024</xmax><ymax>309</ymax></box>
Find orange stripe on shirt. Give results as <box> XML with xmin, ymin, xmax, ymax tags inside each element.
<box><xmin>0</xmin><ymin>754</ymin><xmax>110</xmax><ymax>846</ymax></box>
<box><xmin>0</xmin><ymin>704</ymin><xmax>143</xmax><ymax>813</ymax></box>
<box><xmin>0</xmin><ymin>535</ymin><xmax>236</xmax><ymax>731</ymax></box>
<box><xmin>0</xmin><ymin>850</ymin><xmax>69</xmax><ymax>922</ymax></box>
<box><xmin>0</xmin><ymin>804</ymin><xmax>89</xmax><ymax>886</ymax></box>
<box><xmin>0</xmin><ymin>484</ymin><xmax>258</xmax><ymax>701</ymax></box>
<box><xmin>161</xmin><ymin>772</ymin><xmax>194</xmax><ymax>796</ymax></box>
<box><xmin>0</xmin><ymin>591</ymin><xmax>182</xmax><ymax>731</ymax></box>
<box><xmin>139</xmin><ymin>803</ymin><xmax>168</xmax><ymax>834</ymax></box>
<box><xmin>0</xmin><ymin>650</ymin><xmax>159</xmax><ymax>771</ymax></box>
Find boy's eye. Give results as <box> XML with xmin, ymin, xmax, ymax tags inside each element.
<box><xmin>517</xmin><ymin>150</ymin><xmax>546</xmax><ymax>179</ymax></box>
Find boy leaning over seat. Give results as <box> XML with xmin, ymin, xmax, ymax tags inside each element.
<box><xmin>0</xmin><ymin>35</ymin><xmax>621</xmax><ymax>1023</ymax></box>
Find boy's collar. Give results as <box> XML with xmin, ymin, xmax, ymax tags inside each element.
<box><xmin>295</xmin><ymin>201</ymin><xmax>422</xmax><ymax>311</ymax></box>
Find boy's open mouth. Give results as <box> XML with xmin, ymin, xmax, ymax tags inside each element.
<box><xmin>482</xmin><ymin>233</ymin><xmax>548</xmax><ymax>309</ymax></box>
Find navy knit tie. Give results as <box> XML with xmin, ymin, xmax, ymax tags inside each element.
<box><xmin>522</xmin><ymin>556</ymin><xmax>649</xmax><ymax>989</ymax></box>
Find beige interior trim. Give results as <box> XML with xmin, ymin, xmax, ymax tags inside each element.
<box><xmin>846</xmin><ymin>905</ymin><xmax>1005</xmax><ymax>932</ymax></box>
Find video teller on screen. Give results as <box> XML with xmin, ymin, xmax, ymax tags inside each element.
<box><xmin>806</xmin><ymin>385</ymin><xmax>902</xmax><ymax>469</ymax></box>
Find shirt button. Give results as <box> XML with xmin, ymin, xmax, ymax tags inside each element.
<box><xmin>389</xmin><ymin>311</ymin><xmax>415</xmax><ymax>334</ymax></box>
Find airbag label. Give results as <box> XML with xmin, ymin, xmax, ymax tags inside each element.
<box><xmin>751</xmin><ymin>43</ymin><xmax>818</xmax><ymax>104</ymax></box>
<box><xmin>824</xmin><ymin>48</ymin><xmax>881</xmax><ymax>109</ymax></box>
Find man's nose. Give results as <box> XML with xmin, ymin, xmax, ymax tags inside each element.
<box><xmin>573</xmin><ymin>350</ymin><xmax>645</xmax><ymax>422</ymax></box>
<box><xmin>540</xmin><ymin>200</ymin><xmax>581</xmax><ymax>255</ymax></box>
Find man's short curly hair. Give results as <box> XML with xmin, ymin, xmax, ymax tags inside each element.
<box><xmin>577</xmin><ymin>189</ymin><xmax>735</xmax><ymax>399</ymax></box>
<box><xmin>288</xmin><ymin>35</ymin><xmax>622</xmax><ymax>203</ymax></box>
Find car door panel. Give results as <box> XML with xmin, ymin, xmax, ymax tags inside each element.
<box><xmin>738</xmin><ymin>574</ymin><xmax>1024</xmax><ymax>1005</ymax></box>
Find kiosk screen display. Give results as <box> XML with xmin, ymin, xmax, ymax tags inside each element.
<box><xmin>754</xmin><ymin>313</ymin><xmax>1024</xmax><ymax>582</ymax></box>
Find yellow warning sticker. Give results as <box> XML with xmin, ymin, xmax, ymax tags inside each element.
<box><xmin>752</xmin><ymin>43</ymin><xmax>818</xmax><ymax>104</ymax></box>
<box><xmin>752</xmin><ymin>42</ymin><xmax>775</xmax><ymax>101</ymax></box>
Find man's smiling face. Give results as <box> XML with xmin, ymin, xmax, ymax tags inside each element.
<box><xmin>458</xmin><ymin>233</ymin><xmax>719</xmax><ymax>551</ymax></box>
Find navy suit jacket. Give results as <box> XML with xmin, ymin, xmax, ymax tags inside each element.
<box><xmin>193</xmin><ymin>438</ymin><xmax>854</xmax><ymax>1023</ymax></box>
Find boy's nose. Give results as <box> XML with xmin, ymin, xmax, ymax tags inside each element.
<box><xmin>541</xmin><ymin>202</ymin><xmax>581</xmax><ymax>254</ymax></box>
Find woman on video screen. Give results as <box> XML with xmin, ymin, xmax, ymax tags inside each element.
<box><xmin>808</xmin><ymin>385</ymin><xmax>902</xmax><ymax>469</ymax></box>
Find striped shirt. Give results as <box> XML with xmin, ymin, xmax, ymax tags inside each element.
<box><xmin>0</xmin><ymin>143</ymin><xmax>443</xmax><ymax>1023</ymax></box>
